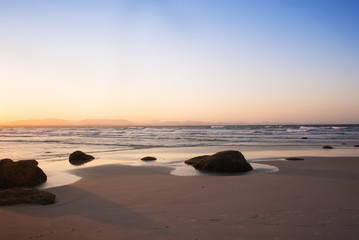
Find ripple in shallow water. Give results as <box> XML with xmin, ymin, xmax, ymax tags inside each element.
<box><xmin>170</xmin><ymin>163</ymin><xmax>279</xmax><ymax>176</ymax></box>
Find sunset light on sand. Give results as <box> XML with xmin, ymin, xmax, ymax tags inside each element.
<box><xmin>1</xmin><ymin>0</ymin><xmax>358</xmax><ymax>124</ymax></box>
<box><xmin>1</xmin><ymin>2</ymin><xmax>359</xmax><ymax>239</ymax></box>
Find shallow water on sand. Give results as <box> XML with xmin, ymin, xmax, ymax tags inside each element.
<box><xmin>170</xmin><ymin>163</ymin><xmax>279</xmax><ymax>176</ymax></box>
<box><xmin>34</xmin><ymin>145</ymin><xmax>359</xmax><ymax>189</ymax></box>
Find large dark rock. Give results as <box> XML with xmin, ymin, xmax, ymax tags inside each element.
<box><xmin>69</xmin><ymin>151</ymin><xmax>94</xmax><ymax>166</ymax></box>
<box><xmin>322</xmin><ymin>145</ymin><xmax>333</xmax><ymax>149</ymax></box>
<box><xmin>354</xmin><ymin>144</ymin><xmax>359</xmax><ymax>147</ymax></box>
<box><xmin>185</xmin><ymin>150</ymin><xmax>253</xmax><ymax>173</ymax></box>
<box><xmin>0</xmin><ymin>187</ymin><xmax>55</xmax><ymax>205</ymax></box>
<box><xmin>0</xmin><ymin>159</ymin><xmax>47</xmax><ymax>189</ymax></box>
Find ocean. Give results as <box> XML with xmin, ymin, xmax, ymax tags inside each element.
<box><xmin>1</xmin><ymin>124</ymin><xmax>359</xmax><ymax>162</ymax></box>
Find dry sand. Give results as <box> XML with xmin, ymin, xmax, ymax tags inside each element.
<box><xmin>1</xmin><ymin>156</ymin><xmax>359</xmax><ymax>240</ymax></box>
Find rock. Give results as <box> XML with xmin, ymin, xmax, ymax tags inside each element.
<box><xmin>185</xmin><ymin>150</ymin><xmax>253</xmax><ymax>173</ymax></box>
<box><xmin>322</xmin><ymin>145</ymin><xmax>333</xmax><ymax>149</ymax></box>
<box><xmin>301</xmin><ymin>137</ymin><xmax>308</xmax><ymax>139</ymax></box>
<box><xmin>141</xmin><ymin>156</ymin><xmax>157</xmax><ymax>161</ymax></box>
<box><xmin>0</xmin><ymin>159</ymin><xmax>47</xmax><ymax>189</ymax></box>
<box><xmin>354</xmin><ymin>144</ymin><xmax>359</xmax><ymax>147</ymax></box>
<box><xmin>285</xmin><ymin>157</ymin><xmax>305</xmax><ymax>161</ymax></box>
<box><xmin>0</xmin><ymin>158</ymin><xmax>13</xmax><ymax>166</ymax></box>
<box><xmin>69</xmin><ymin>151</ymin><xmax>94</xmax><ymax>166</ymax></box>
<box><xmin>0</xmin><ymin>187</ymin><xmax>55</xmax><ymax>205</ymax></box>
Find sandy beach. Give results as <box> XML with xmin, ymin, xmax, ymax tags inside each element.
<box><xmin>2</xmin><ymin>0</ymin><xmax>359</xmax><ymax>238</ymax></box>
<box><xmin>1</xmin><ymin>155</ymin><xmax>359</xmax><ymax>240</ymax></box>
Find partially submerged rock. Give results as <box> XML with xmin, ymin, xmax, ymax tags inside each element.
<box><xmin>185</xmin><ymin>150</ymin><xmax>253</xmax><ymax>173</ymax></box>
<box><xmin>322</xmin><ymin>145</ymin><xmax>333</xmax><ymax>149</ymax></box>
<box><xmin>0</xmin><ymin>187</ymin><xmax>55</xmax><ymax>205</ymax></box>
<box><xmin>0</xmin><ymin>159</ymin><xmax>47</xmax><ymax>189</ymax></box>
<box><xmin>69</xmin><ymin>151</ymin><xmax>94</xmax><ymax>166</ymax></box>
<box><xmin>141</xmin><ymin>156</ymin><xmax>157</xmax><ymax>161</ymax></box>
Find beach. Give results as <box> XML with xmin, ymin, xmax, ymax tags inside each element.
<box><xmin>1</xmin><ymin>154</ymin><xmax>359</xmax><ymax>240</ymax></box>
<box><xmin>2</xmin><ymin>0</ymin><xmax>359</xmax><ymax>238</ymax></box>
<box><xmin>1</xmin><ymin>125</ymin><xmax>359</xmax><ymax>239</ymax></box>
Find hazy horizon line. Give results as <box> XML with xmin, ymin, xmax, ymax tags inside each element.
<box><xmin>0</xmin><ymin>118</ymin><xmax>357</xmax><ymax>127</ymax></box>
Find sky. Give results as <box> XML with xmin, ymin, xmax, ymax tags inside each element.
<box><xmin>0</xmin><ymin>0</ymin><xmax>358</xmax><ymax>124</ymax></box>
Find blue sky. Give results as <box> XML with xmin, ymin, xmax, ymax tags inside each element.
<box><xmin>1</xmin><ymin>0</ymin><xmax>358</xmax><ymax>123</ymax></box>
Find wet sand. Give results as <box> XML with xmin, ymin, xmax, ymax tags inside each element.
<box><xmin>1</xmin><ymin>156</ymin><xmax>359</xmax><ymax>239</ymax></box>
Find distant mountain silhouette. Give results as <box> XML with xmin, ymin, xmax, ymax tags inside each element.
<box><xmin>74</xmin><ymin>119</ymin><xmax>134</xmax><ymax>126</ymax></box>
<box><xmin>0</xmin><ymin>118</ymin><xmax>218</xmax><ymax>126</ymax></box>
<box><xmin>0</xmin><ymin>118</ymin><xmax>134</xmax><ymax>126</ymax></box>
<box><xmin>141</xmin><ymin>120</ymin><xmax>218</xmax><ymax>126</ymax></box>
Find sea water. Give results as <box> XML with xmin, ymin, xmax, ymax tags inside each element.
<box><xmin>1</xmin><ymin>124</ymin><xmax>359</xmax><ymax>162</ymax></box>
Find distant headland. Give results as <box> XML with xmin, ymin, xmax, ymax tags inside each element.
<box><xmin>0</xmin><ymin>118</ymin><xmax>353</xmax><ymax>127</ymax></box>
<box><xmin>0</xmin><ymin>118</ymin><xmax>228</xmax><ymax>127</ymax></box>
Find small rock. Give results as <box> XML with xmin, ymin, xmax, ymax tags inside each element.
<box><xmin>0</xmin><ymin>187</ymin><xmax>55</xmax><ymax>205</ymax></box>
<box><xmin>354</xmin><ymin>144</ymin><xmax>359</xmax><ymax>147</ymax></box>
<box><xmin>141</xmin><ymin>156</ymin><xmax>157</xmax><ymax>161</ymax></box>
<box><xmin>301</xmin><ymin>137</ymin><xmax>308</xmax><ymax>139</ymax></box>
<box><xmin>69</xmin><ymin>151</ymin><xmax>94</xmax><ymax>166</ymax></box>
<box><xmin>322</xmin><ymin>145</ymin><xmax>333</xmax><ymax>149</ymax></box>
<box><xmin>285</xmin><ymin>157</ymin><xmax>305</xmax><ymax>161</ymax></box>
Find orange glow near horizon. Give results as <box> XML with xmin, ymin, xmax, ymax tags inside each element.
<box><xmin>1</xmin><ymin>1</ymin><xmax>358</xmax><ymax>125</ymax></box>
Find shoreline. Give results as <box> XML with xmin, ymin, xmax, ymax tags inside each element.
<box><xmin>36</xmin><ymin>145</ymin><xmax>359</xmax><ymax>189</ymax></box>
<box><xmin>1</xmin><ymin>155</ymin><xmax>359</xmax><ymax>239</ymax></box>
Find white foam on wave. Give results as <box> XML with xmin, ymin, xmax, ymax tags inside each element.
<box><xmin>142</xmin><ymin>127</ymin><xmax>175</xmax><ymax>133</ymax></box>
<box><xmin>287</xmin><ymin>125</ymin><xmax>332</xmax><ymax>133</ymax></box>
<box><xmin>300</xmin><ymin>126</ymin><xmax>332</xmax><ymax>131</ymax></box>
<box><xmin>332</xmin><ymin>126</ymin><xmax>347</xmax><ymax>130</ymax></box>
<box><xmin>286</xmin><ymin>128</ymin><xmax>307</xmax><ymax>133</ymax></box>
